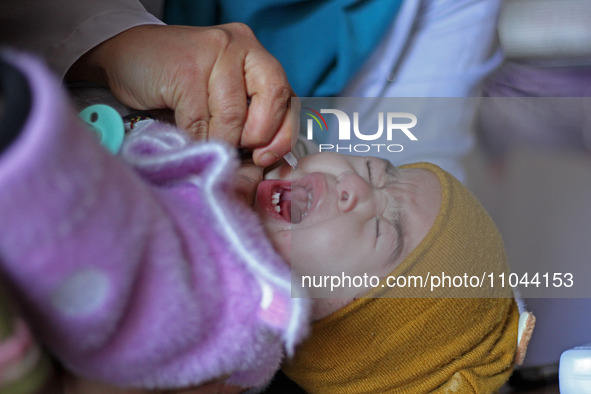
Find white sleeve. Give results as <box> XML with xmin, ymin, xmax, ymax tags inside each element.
<box><xmin>337</xmin><ymin>0</ymin><xmax>502</xmax><ymax>181</ymax></box>
<box><xmin>0</xmin><ymin>0</ymin><xmax>164</xmax><ymax>79</ymax></box>
<box><xmin>344</xmin><ymin>0</ymin><xmax>502</xmax><ymax>97</ymax></box>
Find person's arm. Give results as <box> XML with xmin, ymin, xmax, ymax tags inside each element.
<box><xmin>66</xmin><ymin>23</ymin><xmax>295</xmax><ymax>167</ymax></box>
<box><xmin>0</xmin><ymin>0</ymin><xmax>294</xmax><ymax>167</ymax></box>
<box><xmin>0</xmin><ymin>50</ymin><xmax>307</xmax><ymax>390</ymax></box>
<box><xmin>0</xmin><ymin>0</ymin><xmax>163</xmax><ymax>79</ymax></box>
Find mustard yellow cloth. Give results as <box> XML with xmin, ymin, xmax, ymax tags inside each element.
<box><xmin>284</xmin><ymin>162</ymin><xmax>518</xmax><ymax>393</ymax></box>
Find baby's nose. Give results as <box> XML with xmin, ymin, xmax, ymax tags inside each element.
<box><xmin>336</xmin><ymin>172</ymin><xmax>370</xmax><ymax>213</ymax></box>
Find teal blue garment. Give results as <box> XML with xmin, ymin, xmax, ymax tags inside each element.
<box><xmin>164</xmin><ymin>0</ymin><xmax>403</xmax><ymax>97</ymax></box>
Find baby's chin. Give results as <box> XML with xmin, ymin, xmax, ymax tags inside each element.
<box><xmin>263</xmin><ymin>224</ymin><xmax>292</xmax><ymax>267</ymax></box>
<box><xmin>252</xmin><ymin>195</ymin><xmax>292</xmax><ymax>264</ymax></box>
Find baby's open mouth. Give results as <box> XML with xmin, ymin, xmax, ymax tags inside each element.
<box><xmin>271</xmin><ymin>186</ymin><xmax>312</xmax><ymax>223</ymax></box>
<box><xmin>257</xmin><ymin>180</ymin><xmax>313</xmax><ymax>224</ymax></box>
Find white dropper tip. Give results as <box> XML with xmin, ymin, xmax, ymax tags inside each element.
<box><xmin>283</xmin><ymin>152</ymin><xmax>298</xmax><ymax>169</ymax></box>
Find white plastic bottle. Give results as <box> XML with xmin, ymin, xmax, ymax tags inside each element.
<box><xmin>560</xmin><ymin>345</ymin><xmax>591</xmax><ymax>393</ymax></box>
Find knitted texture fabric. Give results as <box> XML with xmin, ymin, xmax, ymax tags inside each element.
<box><xmin>283</xmin><ymin>162</ymin><xmax>518</xmax><ymax>393</ymax></box>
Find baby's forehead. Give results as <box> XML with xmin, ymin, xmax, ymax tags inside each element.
<box><xmin>309</xmin><ymin>152</ymin><xmax>366</xmax><ymax>168</ymax></box>
<box><xmin>324</xmin><ymin>152</ymin><xmax>357</xmax><ymax>159</ymax></box>
<box><xmin>316</xmin><ymin>152</ymin><xmax>397</xmax><ymax>172</ymax></box>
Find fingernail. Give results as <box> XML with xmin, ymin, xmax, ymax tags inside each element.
<box><xmin>259</xmin><ymin>152</ymin><xmax>279</xmax><ymax>167</ymax></box>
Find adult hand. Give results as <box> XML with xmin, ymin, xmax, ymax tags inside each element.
<box><xmin>67</xmin><ymin>23</ymin><xmax>295</xmax><ymax>167</ymax></box>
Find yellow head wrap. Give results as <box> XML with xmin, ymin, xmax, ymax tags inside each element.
<box><xmin>283</xmin><ymin>162</ymin><xmax>518</xmax><ymax>393</ymax></box>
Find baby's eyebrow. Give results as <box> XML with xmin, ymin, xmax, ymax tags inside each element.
<box><xmin>378</xmin><ymin>158</ymin><xmax>399</xmax><ymax>181</ymax></box>
<box><xmin>379</xmin><ymin>158</ymin><xmax>403</xmax><ymax>231</ymax></box>
<box><xmin>383</xmin><ymin>195</ymin><xmax>404</xmax><ymax>263</ymax></box>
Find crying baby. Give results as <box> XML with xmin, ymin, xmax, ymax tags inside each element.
<box><xmin>253</xmin><ymin>151</ymin><xmax>520</xmax><ymax>393</ymax></box>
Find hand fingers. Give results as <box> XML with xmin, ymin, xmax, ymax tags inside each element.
<box><xmin>252</xmin><ymin>96</ymin><xmax>299</xmax><ymax>167</ymax></box>
<box><xmin>242</xmin><ymin>56</ymin><xmax>292</xmax><ymax>144</ymax></box>
<box><xmin>173</xmin><ymin>84</ymin><xmax>211</xmax><ymax>141</ymax></box>
<box><xmin>203</xmin><ymin>23</ymin><xmax>294</xmax><ymax>164</ymax></box>
<box><xmin>206</xmin><ymin>28</ymin><xmax>249</xmax><ymax>146</ymax></box>
<box><xmin>106</xmin><ymin>22</ymin><xmax>296</xmax><ymax>160</ymax></box>
<box><xmin>168</xmin><ymin>35</ymin><xmax>213</xmax><ymax>140</ymax></box>
<box><xmin>92</xmin><ymin>24</ymin><xmax>213</xmax><ymax>140</ymax></box>
<box><xmin>241</xmin><ymin>38</ymin><xmax>293</xmax><ymax>161</ymax></box>
<box><xmin>205</xmin><ymin>24</ymin><xmax>258</xmax><ymax>146</ymax></box>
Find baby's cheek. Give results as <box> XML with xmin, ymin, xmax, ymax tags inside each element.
<box><xmin>268</xmin><ymin>230</ymin><xmax>292</xmax><ymax>264</ymax></box>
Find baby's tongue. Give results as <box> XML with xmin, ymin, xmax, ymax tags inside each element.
<box><xmin>279</xmin><ymin>198</ymin><xmax>291</xmax><ymax>222</ymax></box>
<box><xmin>282</xmin><ymin>185</ymin><xmax>309</xmax><ymax>224</ymax></box>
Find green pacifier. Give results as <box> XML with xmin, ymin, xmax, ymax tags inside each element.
<box><xmin>79</xmin><ymin>104</ymin><xmax>124</xmax><ymax>154</ymax></box>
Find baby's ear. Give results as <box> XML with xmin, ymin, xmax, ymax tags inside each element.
<box><xmin>515</xmin><ymin>311</ymin><xmax>536</xmax><ymax>365</ymax></box>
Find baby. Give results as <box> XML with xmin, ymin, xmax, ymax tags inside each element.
<box><xmin>0</xmin><ymin>51</ymin><xmax>526</xmax><ymax>393</ymax></box>
<box><xmin>254</xmin><ymin>151</ymin><xmax>521</xmax><ymax>393</ymax></box>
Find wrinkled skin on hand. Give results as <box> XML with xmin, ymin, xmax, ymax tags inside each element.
<box><xmin>67</xmin><ymin>23</ymin><xmax>296</xmax><ymax>168</ymax></box>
